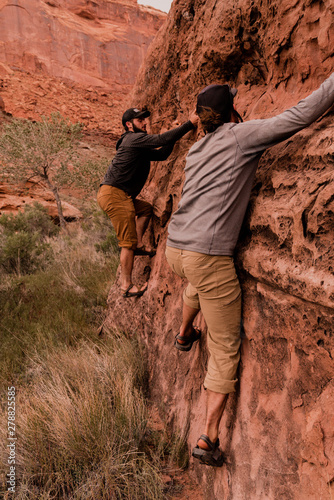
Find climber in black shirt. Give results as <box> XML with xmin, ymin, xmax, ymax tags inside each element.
<box><xmin>97</xmin><ymin>107</ymin><xmax>198</xmax><ymax>298</ymax></box>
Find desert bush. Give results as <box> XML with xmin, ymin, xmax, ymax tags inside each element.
<box><xmin>80</xmin><ymin>205</ymin><xmax>119</xmax><ymax>255</ymax></box>
<box><xmin>56</xmin><ymin>157</ymin><xmax>111</xmax><ymax>194</ymax></box>
<box><xmin>0</xmin><ymin>230</ymin><xmax>49</xmax><ymax>275</ymax></box>
<box><xmin>0</xmin><ymin>203</ymin><xmax>59</xmax><ymax>275</ymax></box>
<box><xmin>0</xmin><ymin>337</ymin><xmax>163</xmax><ymax>499</ymax></box>
<box><xmin>0</xmin><ymin>202</ymin><xmax>59</xmax><ymax>238</ymax></box>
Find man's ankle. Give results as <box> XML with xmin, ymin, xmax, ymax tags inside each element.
<box><xmin>121</xmin><ymin>275</ymin><xmax>132</xmax><ymax>289</ymax></box>
<box><xmin>180</xmin><ymin>325</ymin><xmax>193</xmax><ymax>338</ymax></box>
<box><xmin>197</xmin><ymin>435</ymin><xmax>217</xmax><ymax>450</ymax></box>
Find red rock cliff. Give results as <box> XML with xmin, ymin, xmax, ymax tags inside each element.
<box><xmin>105</xmin><ymin>0</ymin><xmax>334</xmax><ymax>499</ymax></box>
<box><xmin>0</xmin><ymin>0</ymin><xmax>165</xmax><ymax>90</ymax></box>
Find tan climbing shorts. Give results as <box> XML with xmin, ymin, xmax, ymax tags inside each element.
<box><xmin>97</xmin><ymin>185</ymin><xmax>152</xmax><ymax>249</ymax></box>
<box><xmin>165</xmin><ymin>246</ymin><xmax>242</xmax><ymax>394</ymax></box>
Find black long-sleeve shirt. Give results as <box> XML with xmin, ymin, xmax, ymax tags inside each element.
<box><xmin>102</xmin><ymin>120</ymin><xmax>194</xmax><ymax>198</ymax></box>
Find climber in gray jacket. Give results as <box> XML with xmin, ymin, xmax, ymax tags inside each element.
<box><xmin>166</xmin><ymin>73</ymin><xmax>334</xmax><ymax>467</ymax></box>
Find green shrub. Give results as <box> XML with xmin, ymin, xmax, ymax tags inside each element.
<box><xmin>0</xmin><ymin>230</ymin><xmax>50</xmax><ymax>274</ymax></box>
<box><xmin>0</xmin><ymin>203</ymin><xmax>59</xmax><ymax>274</ymax></box>
<box><xmin>0</xmin><ymin>202</ymin><xmax>59</xmax><ymax>238</ymax></box>
<box><xmin>78</xmin><ymin>205</ymin><xmax>119</xmax><ymax>254</ymax></box>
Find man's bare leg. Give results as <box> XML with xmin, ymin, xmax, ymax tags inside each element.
<box><xmin>120</xmin><ymin>247</ymin><xmax>134</xmax><ymax>290</ymax></box>
<box><xmin>120</xmin><ymin>248</ymin><xmax>145</xmax><ymax>292</ymax></box>
<box><xmin>176</xmin><ymin>302</ymin><xmax>200</xmax><ymax>345</ymax></box>
<box><xmin>135</xmin><ymin>216</ymin><xmax>151</xmax><ymax>249</ymax></box>
<box><xmin>198</xmin><ymin>390</ymin><xmax>228</xmax><ymax>448</ymax></box>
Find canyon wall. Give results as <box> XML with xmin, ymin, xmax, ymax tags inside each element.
<box><xmin>0</xmin><ymin>0</ymin><xmax>165</xmax><ymax>90</ymax></box>
<box><xmin>105</xmin><ymin>0</ymin><xmax>334</xmax><ymax>499</ymax></box>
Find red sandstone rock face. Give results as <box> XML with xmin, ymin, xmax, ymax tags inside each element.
<box><xmin>0</xmin><ymin>0</ymin><xmax>165</xmax><ymax>90</ymax></box>
<box><xmin>0</xmin><ymin>180</ymin><xmax>82</xmax><ymax>220</ymax></box>
<box><xmin>105</xmin><ymin>0</ymin><xmax>334</xmax><ymax>498</ymax></box>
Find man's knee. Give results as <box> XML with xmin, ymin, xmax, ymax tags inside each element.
<box><xmin>113</xmin><ymin>214</ymin><xmax>137</xmax><ymax>250</ymax></box>
<box><xmin>117</xmin><ymin>221</ymin><xmax>137</xmax><ymax>249</ymax></box>
<box><xmin>183</xmin><ymin>285</ymin><xmax>200</xmax><ymax>310</ymax></box>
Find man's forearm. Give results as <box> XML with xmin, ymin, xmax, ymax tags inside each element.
<box><xmin>150</xmin><ymin>144</ymin><xmax>174</xmax><ymax>161</ymax></box>
<box><xmin>131</xmin><ymin>120</ymin><xmax>195</xmax><ymax>149</ymax></box>
<box><xmin>235</xmin><ymin>72</ymin><xmax>334</xmax><ymax>154</ymax></box>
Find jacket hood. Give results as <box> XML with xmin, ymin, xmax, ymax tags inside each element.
<box><xmin>116</xmin><ymin>132</ymin><xmax>128</xmax><ymax>150</ymax></box>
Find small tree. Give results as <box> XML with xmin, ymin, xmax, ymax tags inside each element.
<box><xmin>0</xmin><ymin>113</ymin><xmax>83</xmax><ymax>229</ymax></box>
<box><xmin>56</xmin><ymin>157</ymin><xmax>111</xmax><ymax>195</ymax></box>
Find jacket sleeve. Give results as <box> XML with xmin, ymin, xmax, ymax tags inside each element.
<box><xmin>128</xmin><ymin>121</ymin><xmax>194</xmax><ymax>149</ymax></box>
<box><xmin>233</xmin><ymin>72</ymin><xmax>334</xmax><ymax>155</ymax></box>
<box><xmin>149</xmin><ymin>144</ymin><xmax>174</xmax><ymax>161</ymax></box>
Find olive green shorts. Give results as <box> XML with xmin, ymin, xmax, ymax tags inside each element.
<box><xmin>97</xmin><ymin>185</ymin><xmax>152</xmax><ymax>249</ymax></box>
<box><xmin>166</xmin><ymin>246</ymin><xmax>241</xmax><ymax>394</ymax></box>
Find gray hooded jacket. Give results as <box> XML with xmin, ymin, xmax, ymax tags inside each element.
<box><xmin>167</xmin><ymin>73</ymin><xmax>334</xmax><ymax>256</ymax></box>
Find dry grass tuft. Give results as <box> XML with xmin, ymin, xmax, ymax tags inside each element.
<box><xmin>1</xmin><ymin>336</ymin><xmax>163</xmax><ymax>499</ymax></box>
